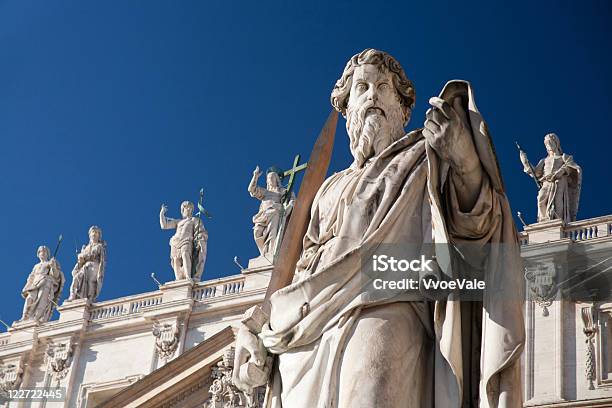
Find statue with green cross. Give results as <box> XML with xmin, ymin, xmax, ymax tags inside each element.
<box><xmin>248</xmin><ymin>154</ymin><xmax>307</xmax><ymax>261</ymax></box>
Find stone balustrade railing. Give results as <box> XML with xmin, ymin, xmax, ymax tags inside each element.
<box><xmin>521</xmin><ymin>215</ymin><xmax>612</xmax><ymax>246</ymax></box>
<box><xmin>0</xmin><ymin>335</ymin><xmax>9</xmax><ymax>346</ymax></box>
<box><xmin>89</xmin><ymin>274</ymin><xmax>249</xmax><ymax>321</ymax></box>
<box><xmin>90</xmin><ymin>293</ymin><xmax>163</xmax><ymax>321</ymax></box>
<box><xmin>563</xmin><ymin>217</ymin><xmax>612</xmax><ymax>241</ymax></box>
<box><xmin>192</xmin><ymin>276</ymin><xmax>246</xmax><ymax>301</ymax></box>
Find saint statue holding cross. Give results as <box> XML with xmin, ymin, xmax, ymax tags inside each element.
<box><xmin>248</xmin><ymin>162</ymin><xmax>298</xmax><ymax>260</ymax></box>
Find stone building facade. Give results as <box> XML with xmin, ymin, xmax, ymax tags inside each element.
<box><xmin>1</xmin><ymin>215</ymin><xmax>612</xmax><ymax>407</ymax></box>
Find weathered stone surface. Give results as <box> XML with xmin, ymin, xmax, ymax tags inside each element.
<box><xmin>68</xmin><ymin>226</ymin><xmax>106</xmax><ymax>302</ymax></box>
<box><xmin>160</xmin><ymin>201</ymin><xmax>208</xmax><ymax>281</ymax></box>
<box><xmin>519</xmin><ymin>133</ymin><xmax>582</xmax><ymax>223</ymax></box>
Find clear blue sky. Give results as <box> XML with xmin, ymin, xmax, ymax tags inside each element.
<box><xmin>1</xmin><ymin>0</ymin><xmax>610</xmax><ymax>327</ymax></box>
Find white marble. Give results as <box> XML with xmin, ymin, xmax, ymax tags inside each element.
<box><xmin>248</xmin><ymin>166</ymin><xmax>294</xmax><ymax>259</ymax></box>
<box><xmin>68</xmin><ymin>226</ymin><xmax>106</xmax><ymax>302</ymax></box>
<box><xmin>519</xmin><ymin>133</ymin><xmax>581</xmax><ymax>223</ymax></box>
<box><xmin>18</xmin><ymin>245</ymin><xmax>64</xmax><ymax>323</ymax></box>
<box><xmin>234</xmin><ymin>48</ymin><xmax>525</xmax><ymax>408</ymax></box>
<box><xmin>0</xmin><ymin>268</ymin><xmax>270</xmax><ymax>407</ymax></box>
<box><xmin>160</xmin><ymin>201</ymin><xmax>208</xmax><ymax>281</ymax></box>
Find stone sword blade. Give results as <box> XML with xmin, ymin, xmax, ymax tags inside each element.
<box><xmin>262</xmin><ymin>110</ymin><xmax>338</xmax><ymax>311</ymax></box>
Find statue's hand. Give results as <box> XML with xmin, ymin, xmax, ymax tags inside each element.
<box><xmin>424</xmin><ymin>96</ymin><xmax>479</xmax><ymax>173</ymax></box>
<box><xmin>232</xmin><ymin>325</ymin><xmax>270</xmax><ymax>393</ymax></box>
<box><xmin>552</xmin><ymin>169</ymin><xmax>567</xmax><ymax>181</ymax></box>
<box><xmin>519</xmin><ymin>151</ymin><xmax>531</xmax><ymax>170</ymax></box>
<box><xmin>253</xmin><ymin>166</ymin><xmax>262</xmax><ymax>177</ymax></box>
<box><xmin>160</xmin><ymin>204</ymin><xmax>168</xmax><ymax>216</ymax></box>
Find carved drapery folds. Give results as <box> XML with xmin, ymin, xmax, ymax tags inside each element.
<box><xmin>45</xmin><ymin>340</ymin><xmax>74</xmax><ymax>382</ymax></box>
<box><xmin>581</xmin><ymin>306</ymin><xmax>597</xmax><ymax>390</ymax></box>
<box><xmin>153</xmin><ymin>321</ymin><xmax>180</xmax><ymax>359</ymax></box>
<box><xmin>205</xmin><ymin>347</ymin><xmax>264</xmax><ymax>408</ymax></box>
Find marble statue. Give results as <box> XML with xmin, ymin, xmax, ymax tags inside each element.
<box><xmin>519</xmin><ymin>133</ymin><xmax>581</xmax><ymax>223</ymax></box>
<box><xmin>68</xmin><ymin>226</ymin><xmax>106</xmax><ymax>302</ymax></box>
<box><xmin>233</xmin><ymin>49</ymin><xmax>525</xmax><ymax>408</ymax></box>
<box><xmin>19</xmin><ymin>246</ymin><xmax>65</xmax><ymax>323</ymax></box>
<box><xmin>160</xmin><ymin>201</ymin><xmax>208</xmax><ymax>281</ymax></box>
<box><xmin>248</xmin><ymin>166</ymin><xmax>294</xmax><ymax>259</ymax></box>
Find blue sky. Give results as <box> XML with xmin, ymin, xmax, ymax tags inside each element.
<box><xmin>0</xmin><ymin>0</ymin><xmax>610</xmax><ymax>327</ymax></box>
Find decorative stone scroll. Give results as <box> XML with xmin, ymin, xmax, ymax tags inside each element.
<box><xmin>45</xmin><ymin>340</ymin><xmax>74</xmax><ymax>382</ymax></box>
<box><xmin>152</xmin><ymin>321</ymin><xmax>180</xmax><ymax>359</ymax></box>
<box><xmin>205</xmin><ymin>347</ymin><xmax>264</xmax><ymax>408</ymax></box>
<box><xmin>525</xmin><ymin>263</ymin><xmax>557</xmax><ymax>316</ymax></box>
<box><xmin>0</xmin><ymin>361</ymin><xmax>23</xmax><ymax>393</ymax></box>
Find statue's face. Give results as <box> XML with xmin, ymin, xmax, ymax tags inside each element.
<box><xmin>345</xmin><ymin>64</ymin><xmax>406</xmax><ymax>167</ymax></box>
<box><xmin>544</xmin><ymin>136</ymin><xmax>559</xmax><ymax>155</ymax></box>
<box><xmin>347</xmin><ymin>64</ymin><xmax>399</xmax><ymax>120</ymax></box>
<box><xmin>267</xmin><ymin>172</ymin><xmax>279</xmax><ymax>189</ymax></box>
<box><xmin>89</xmin><ymin>229</ymin><xmax>101</xmax><ymax>243</ymax></box>
<box><xmin>181</xmin><ymin>204</ymin><xmax>193</xmax><ymax>218</ymax></box>
<box><xmin>37</xmin><ymin>247</ymin><xmax>49</xmax><ymax>262</ymax></box>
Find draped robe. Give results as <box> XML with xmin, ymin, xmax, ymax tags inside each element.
<box><xmin>259</xmin><ymin>81</ymin><xmax>525</xmax><ymax>408</ymax></box>
<box><xmin>532</xmin><ymin>153</ymin><xmax>581</xmax><ymax>223</ymax></box>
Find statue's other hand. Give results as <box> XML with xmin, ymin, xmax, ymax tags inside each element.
<box><xmin>519</xmin><ymin>151</ymin><xmax>530</xmax><ymax>167</ymax></box>
<box><xmin>232</xmin><ymin>326</ymin><xmax>269</xmax><ymax>393</ymax></box>
<box><xmin>552</xmin><ymin>169</ymin><xmax>566</xmax><ymax>181</ymax></box>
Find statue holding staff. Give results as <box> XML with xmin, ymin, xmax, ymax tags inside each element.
<box><xmin>518</xmin><ymin>133</ymin><xmax>581</xmax><ymax>223</ymax></box>
<box><xmin>19</xmin><ymin>244</ymin><xmax>64</xmax><ymax>323</ymax></box>
<box><xmin>233</xmin><ymin>49</ymin><xmax>525</xmax><ymax>408</ymax></box>
<box><xmin>160</xmin><ymin>200</ymin><xmax>208</xmax><ymax>281</ymax></box>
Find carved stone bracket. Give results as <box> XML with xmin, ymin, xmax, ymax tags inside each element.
<box><xmin>525</xmin><ymin>263</ymin><xmax>558</xmax><ymax>316</ymax></box>
<box><xmin>45</xmin><ymin>339</ymin><xmax>75</xmax><ymax>383</ymax></box>
<box><xmin>153</xmin><ymin>321</ymin><xmax>181</xmax><ymax>360</ymax></box>
<box><xmin>205</xmin><ymin>347</ymin><xmax>264</xmax><ymax>408</ymax></box>
<box><xmin>581</xmin><ymin>306</ymin><xmax>597</xmax><ymax>390</ymax></box>
<box><xmin>0</xmin><ymin>360</ymin><xmax>24</xmax><ymax>393</ymax></box>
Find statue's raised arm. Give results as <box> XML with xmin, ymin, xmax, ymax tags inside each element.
<box><xmin>248</xmin><ymin>166</ymin><xmax>287</xmax><ymax>259</ymax></box>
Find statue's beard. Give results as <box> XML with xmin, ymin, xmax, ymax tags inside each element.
<box><xmin>346</xmin><ymin>101</ymin><xmax>406</xmax><ymax>168</ymax></box>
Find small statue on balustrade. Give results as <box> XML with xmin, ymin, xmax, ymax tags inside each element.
<box><xmin>19</xmin><ymin>245</ymin><xmax>65</xmax><ymax>323</ymax></box>
<box><xmin>160</xmin><ymin>201</ymin><xmax>208</xmax><ymax>281</ymax></box>
<box><xmin>68</xmin><ymin>225</ymin><xmax>106</xmax><ymax>302</ymax></box>
<box><xmin>518</xmin><ymin>133</ymin><xmax>581</xmax><ymax>223</ymax></box>
<box><xmin>248</xmin><ymin>166</ymin><xmax>295</xmax><ymax>260</ymax></box>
